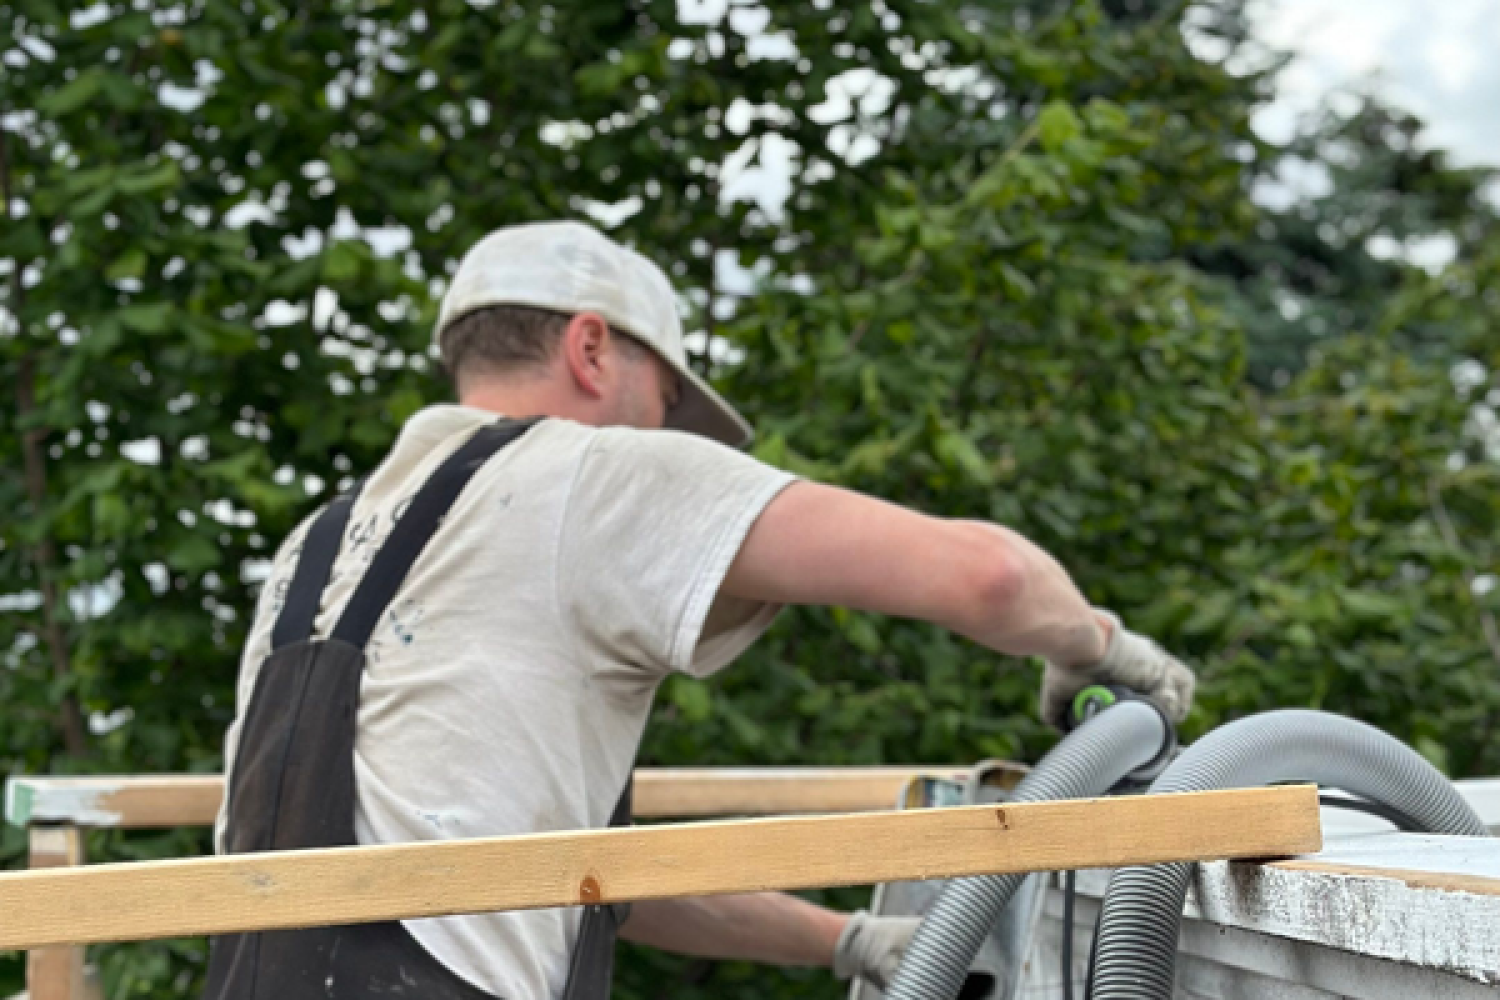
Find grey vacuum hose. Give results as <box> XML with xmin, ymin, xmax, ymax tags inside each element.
<box><xmin>1089</xmin><ymin>709</ymin><xmax>1489</xmax><ymax>999</ymax></box>
<box><xmin>884</xmin><ymin>700</ymin><xmax>1170</xmax><ymax>1000</ymax></box>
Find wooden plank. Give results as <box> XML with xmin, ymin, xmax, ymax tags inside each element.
<box><xmin>14</xmin><ymin>771</ymin><xmax>1500</xmax><ymax>832</ymax></box>
<box><xmin>7</xmin><ymin>775</ymin><xmax>224</xmax><ymax>829</ymax></box>
<box><xmin>26</xmin><ymin>826</ymin><xmax>87</xmax><ymax>1000</ymax></box>
<box><xmin>0</xmin><ymin>785</ymin><xmax>1320</xmax><ymax>950</ymax></box>
<box><xmin>631</xmin><ymin>766</ymin><xmax>977</xmax><ymax>818</ymax></box>
<box><xmin>5</xmin><ymin>767</ymin><xmax>979</xmax><ymax>829</ymax></box>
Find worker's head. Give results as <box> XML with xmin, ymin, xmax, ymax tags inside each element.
<box><xmin>439</xmin><ymin>304</ymin><xmax>682</xmax><ymax>432</ymax></box>
<box><xmin>433</xmin><ymin>221</ymin><xmax>752</xmax><ymax>447</ymax></box>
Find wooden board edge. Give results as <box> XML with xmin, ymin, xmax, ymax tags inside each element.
<box><xmin>5</xmin><ymin>767</ymin><xmax>986</xmax><ymax>829</ymax></box>
<box><xmin>1267</xmin><ymin>858</ymin><xmax>1500</xmax><ymax>898</ymax></box>
<box><xmin>5</xmin><ymin>778</ymin><xmax>32</xmax><ymax>828</ymax></box>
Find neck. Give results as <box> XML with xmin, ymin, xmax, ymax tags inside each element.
<box><xmin>458</xmin><ymin>378</ymin><xmax>596</xmax><ymax>425</ymax></box>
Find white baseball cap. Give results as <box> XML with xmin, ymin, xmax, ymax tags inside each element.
<box><xmin>435</xmin><ymin>220</ymin><xmax>754</xmax><ymax>448</ymax></box>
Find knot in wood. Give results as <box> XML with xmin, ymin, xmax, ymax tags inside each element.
<box><xmin>579</xmin><ymin>875</ymin><xmax>602</xmax><ymax>903</ymax></box>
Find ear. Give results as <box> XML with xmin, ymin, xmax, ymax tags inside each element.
<box><xmin>561</xmin><ymin>312</ymin><xmax>612</xmax><ymax>399</ymax></box>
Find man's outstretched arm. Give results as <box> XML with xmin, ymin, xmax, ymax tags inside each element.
<box><xmin>722</xmin><ymin>480</ymin><xmax>1194</xmax><ymax>726</ymax></box>
<box><xmin>723</xmin><ymin>481</ymin><xmax>1110</xmax><ymax>666</ymax></box>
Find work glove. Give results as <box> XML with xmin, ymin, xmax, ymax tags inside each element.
<box><xmin>1040</xmin><ymin>611</ymin><xmax>1195</xmax><ymax>730</ymax></box>
<box><xmin>833</xmin><ymin>910</ymin><xmax>922</xmax><ymax>990</ymax></box>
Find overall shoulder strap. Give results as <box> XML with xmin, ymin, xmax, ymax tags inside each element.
<box><xmin>270</xmin><ymin>484</ymin><xmax>364</xmax><ymax>651</ymax></box>
<box><xmin>330</xmin><ymin>418</ymin><xmax>539</xmax><ymax>650</ymax></box>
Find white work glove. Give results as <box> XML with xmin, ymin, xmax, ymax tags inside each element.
<box><xmin>833</xmin><ymin>910</ymin><xmax>922</xmax><ymax>990</ymax></box>
<box><xmin>1040</xmin><ymin>611</ymin><xmax>1195</xmax><ymax>730</ymax></box>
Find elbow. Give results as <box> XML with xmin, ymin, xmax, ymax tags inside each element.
<box><xmin>954</xmin><ymin>522</ymin><xmax>1028</xmax><ymax>625</ymax></box>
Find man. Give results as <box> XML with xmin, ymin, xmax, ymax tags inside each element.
<box><xmin>212</xmin><ymin>221</ymin><xmax>1193</xmax><ymax>1000</ymax></box>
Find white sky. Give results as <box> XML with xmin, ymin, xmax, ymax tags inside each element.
<box><xmin>1249</xmin><ymin>0</ymin><xmax>1500</xmax><ymax>167</ymax></box>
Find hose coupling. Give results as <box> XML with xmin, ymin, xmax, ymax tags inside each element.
<box><xmin>1067</xmin><ymin>684</ymin><xmax>1177</xmax><ymax>783</ymax></box>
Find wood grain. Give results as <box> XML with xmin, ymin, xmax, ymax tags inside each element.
<box><xmin>0</xmin><ymin>785</ymin><xmax>1320</xmax><ymax>950</ymax></box>
<box><xmin>631</xmin><ymin>766</ymin><xmax>980</xmax><ymax>818</ymax></box>
<box><xmin>1267</xmin><ymin>858</ymin><xmax>1500</xmax><ymax>897</ymax></box>
<box><xmin>26</xmin><ymin>826</ymin><xmax>88</xmax><ymax>1000</ymax></box>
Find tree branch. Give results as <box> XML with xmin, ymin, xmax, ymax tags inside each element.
<box><xmin>1</xmin><ymin>123</ymin><xmax>90</xmax><ymax>759</ymax></box>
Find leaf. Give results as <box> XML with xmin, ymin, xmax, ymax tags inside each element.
<box><xmin>1038</xmin><ymin>101</ymin><xmax>1083</xmax><ymax>153</ymax></box>
<box><xmin>575</xmin><ymin>62</ymin><xmax>626</xmax><ymax>97</ymax></box>
<box><xmin>106</xmin><ymin>248</ymin><xmax>148</xmax><ymax>282</ymax></box>
<box><xmin>69</xmin><ymin>181</ymin><xmax>117</xmax><ymax>218</ymax></box>
<box><xmin>165</xmin><ymin>534</ymin><xmax>221</xmax><ymax>573</ymax></box>
<box><xmin>492</xmin><ymin>19</ymin><xmax>530</xmax><ymax>52</ymax></box>
<box><xmin>666</xmin><ymin>676</ymin><xmax>712</xmax><ymax>723</ymax></box>
<box><xmin>77</xmin><ymin>318</ymin><xmax>124</xmax><ymax>358</ymax></box>
<box><xmin>885</xmin><ymin>320</ymin><xmax>915</xmax><ymax>345</ymax></box>
<box><xmin>524</xmin><ymin>34</ymin><xmax>562</xmax><ymax>61</ymax></box>
<box><xmin>118</xmin><ymin>302</ymin><xmax>174</xmax><ymax>334</ymax></box>
<box><xmin>1181</xmin><ymin>591</ymin><xmax>1235</xmax><ymax>638</ymax></box>
<box><xmin>1339</xmin><ymin>590</ymin><xmax>1407</xmax><ymax>625</ymax></box>
<box><xmin>1083</xmin><ymin>98</ymin><xmax>1130</xmax><ymax>135</ymax></box>
<box><xmin>385</xmin><ymin>387</ymin><xmax>425</xmax><ymax>424</ymax></box>
<box><xmin>934</xmin><ymin>429</ymin><xmax>995</xmax><ymax>485</ymax></box>
<box><xmin>93</xmin><ymin>493</ymin><xmax>133</xmax><ymax>538</ymax></box>
<box><xmin>267</xmin><ymin>257</ymin><xmax>322</xmax><ymax>295</ymax></box>
<box><xmin>116</xmin><ymin>160</ymin><xmax>181</xmax><ymax>196</ymax></box>
<box><xmin>39</xmin><ymin>69</ymin><xmax>105</xmax><ymax>116</ymax></box>
<box><xmin>322</xmin><ymin>241</ymin><xmax>363</xmax><ymax>282</ymax></box>
<box><xmin>204</xmin><ymin>449</ymin><xmax>260</xmax><ymax>484</ymax></box>
<box><xmin>999</xmin><ymin>264</ymin><xmax>1036</xmax><ymax>300</ymax></box>
<box><xmin>843</xmin><ymin>615</ymin><xmax>882</xmax><ymax>654</ymax></box>
<box><xmin>181</xmin><ymin>316</ymin><xmax>256</xmax><ymax>354</ymax></box>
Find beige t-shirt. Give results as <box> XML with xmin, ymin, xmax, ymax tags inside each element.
<box><xmin>217</xmin><ymin>404</ymin><xmax>795</xmax><ymax>1000</ymax></box>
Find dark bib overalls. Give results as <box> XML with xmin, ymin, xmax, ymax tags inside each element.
<box><xmin>204</xmin><ymin>419</ymin><xmax>631</xmax><ymax>1000</ymax></box>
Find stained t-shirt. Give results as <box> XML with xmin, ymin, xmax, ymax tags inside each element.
<box><xmin>216</xmin><ymin>404</ymin><xmax>796</xmax><ymax>999</ymax></box>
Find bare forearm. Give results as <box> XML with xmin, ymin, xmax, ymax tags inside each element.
<box><xmin>945</xmin><ymin>523</ymin><xmax>1111</xmax><ymax>668</ymax></box>
<box><xmin>619</xmin><ymin>892</ymin><xmax>848</xmax><ymax>967</ymax></box>
<box><xmin>724</xmin><ymin>482</ymin><xmax>1108</xmax><ymax>668</ymax></box>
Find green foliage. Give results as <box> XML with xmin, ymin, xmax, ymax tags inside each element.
<box><xmin>2</xmin><ymin>1</ymin><xmax>1498</xmax><ymax>998</ymax></box>
<box><xmin>1204</xmin><ymin>99</ymin><xmax>1500</xmax><ymax>385</ymax></box>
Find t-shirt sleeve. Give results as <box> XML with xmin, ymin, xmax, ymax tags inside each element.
<box><xmin>557</xmin><ymin>426</ymin><xmax>796</xmax><ymax>679</ymax></box>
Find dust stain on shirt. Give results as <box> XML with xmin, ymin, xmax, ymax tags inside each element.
<box><xmin>389</xmin><ymin>600</ymin><xmax>423</xmax><ymax>645</ymax></box>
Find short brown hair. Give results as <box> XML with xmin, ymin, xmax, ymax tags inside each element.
<box><xmin>438</xmin><ymin>304</ymin><xmax>655</xmax><ymax>391</ymax></box>
<box><xmin>438</xmin><ymin>304</ymin><xmax>571</xmax><ymax>390</ymax></box>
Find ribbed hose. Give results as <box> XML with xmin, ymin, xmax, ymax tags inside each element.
<box><xmin>885</xmin><ymin>700</ymin><xmax>1169</xmax><ymax>1000</ymax></box>
<box><xmin>1090</xmin><ymin>709</ymin><xmax>1488</xmax><ymax>999</ymax></box>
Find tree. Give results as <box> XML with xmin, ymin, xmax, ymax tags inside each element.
<box><xmin>1199</xmin><ymin>98</ymin><xmax>1500</xmax><ymax>385</ymax></box>
<box><xmin>2</xmin><ymin>1</ymin><xmax>1497</xmax><ymax>998</ymax></box>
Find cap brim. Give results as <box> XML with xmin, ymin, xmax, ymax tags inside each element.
<box><xmin>665</xmin><ymin>365</ymin><xmax>755</xmax><ymax>449</ymax></box>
